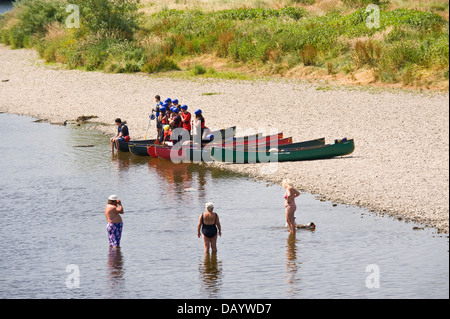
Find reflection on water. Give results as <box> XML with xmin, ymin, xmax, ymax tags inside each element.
<box><xmin>286</xmin><ymin>233</ymin><xmax>301</xmax><ymax>297</ymax></box>
<box><xmin>107</xmin><ymin>248</ymin><xmax>125</xmax><ymax>290</ymax></box>
<box><xmin>0</xmin><ymin>2</ymin><xmax>13</xmax><ymax>15</ymax></box>
<box><xmin>0</xmin><ymin>113</ymin><xmax>448</xmax><ymax>299</ymax></box>
<box><xmin>199</xmin><ymin>253</ymin><xmax>223</xmax><ymax>298</ymax></box>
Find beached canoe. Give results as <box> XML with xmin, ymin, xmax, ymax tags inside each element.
<box><xmin>147</xmin><ymin>144</ymin><xmax>158</xmax><ymax>158</ymax></box>
<box><xmin>128</xmin><ymin>139</ymin><xmax>157</xmax><ymax>156</ymax></box>
<box><xmin>152</xmin><ymin>134</ymin><xmax>291</xmax><ymax>162</ymax></box>
<box><xmin>194</xmin><ymin>137</ymin><xmax>323</xmax><ymax>163</ymax></box>
<box><xmin>207</xmin><ymin>132</ymin><xmax>283</xmax><ymax>147</ymax></box>
<box><xmin>118</xmin><ymin>140</ymin><xmax>130</xmax><ymax>152</ymax></box>
<box><xmin>185</xmin><ymin>136</ymin><xmax>294</xmax><ymax>163</ymax></box>
<box><xmin>155</xmin><ymin>144</ymin><xmax>185</xmax><ymax>161</ymax></box>
<box><xmin>213</xmin><ymin>137</ymin><xmax>326</xmax><ymax>151</ymax></box>
<box><xmin>143</xmin><ymin>126</ymin><xmax>237</xmax><ymax>158</ymax></box>
<box><xmin>210</xmin><ymin>139</ymin><xmax>355</xmax><ymax>163</ymax></box>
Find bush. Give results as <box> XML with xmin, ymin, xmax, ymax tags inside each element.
<box><xmin>214</xmin><ymin>7</ymin><xmax>307</xmax><ymax>21</ymax></box>
<box><xmin>104</xmin><ymin>40</ymin><xmax>147</xmax><ymax>73</ymax></box>
<box><xmin>142</xmin><ymin>56</ymin><xmax>180</xmax><ymax>73</ymax></box>
<box><xmin>70</xmin><ymin>0</ymin><xmax>141</xmax><ymax>39</ymax></box>
<box><xmin>192</xmin><ymin>64</ymin><xmax>207</xmax><ymax>75</ymax></box>
<box><xmin>353</xmin><ymin>40</ymin><xmax>382</xmax><ymax>67</ymax></box>
<box><xmin>299</xmin><ymin>44</ymin><xmax>318</xmax><ymax>66</ymax></box>
<box><xmin>1</xmin><ymin>0</ymin><xmax>67</xmax><ymax>48</ymax></box>
<box><xmin>342</xmin><ymin>0</ymin><xmax>389</xmax><ymax>8</ymax></box>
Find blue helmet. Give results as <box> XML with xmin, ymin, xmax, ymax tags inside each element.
<box><xmin>159</xmin><ymin>106</ymin><xmax>167</xmax><ymax>112</ymax></box>
<box><xmin>172</xmin><ymin>108</ymin><xmax>179</xmax><ymax>114</ymax></box>
<box><xmin>172</xmin><ymin>99</ymin><xmax>179</xmax><ymax>104</ymax></box>
<box><xmin>165</xmin><ymin>98</ymin><xmax>172</xmax><ymax>104</ymax></box>
<box><xmin>180</xmin><ymin>104</ymin><xmax>188</xmax><ymax>110</ymax></box>
<box><xmin>194</xmin><ymin>109</ymin><xmax>202</xmax><ymax>115</ymax></box>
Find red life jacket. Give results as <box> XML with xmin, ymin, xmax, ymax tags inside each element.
<box><xmin>181</xmin><ymin>112</ymin><xmax>191</xmax><ymax>131</ymax></box>
<box><xmin>201</xmin><ymin>117</ymin><xmax>205</xmax><ymax>129</ymax></box>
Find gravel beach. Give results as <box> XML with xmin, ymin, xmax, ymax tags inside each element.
<box><xmin>1</xmin><ymin>45</ymin><xmax>448</xmax><ymax>233</ymax></box>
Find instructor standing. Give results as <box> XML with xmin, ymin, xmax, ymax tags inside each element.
<box><xmin>105</xmin><ymin>195</ymin><xmax>124</xmax><ymax>248</ymax></box>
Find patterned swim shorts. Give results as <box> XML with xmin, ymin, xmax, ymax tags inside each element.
<box><xmin>106</xmin><ymin>223</ymin><xmax>123</xmax><ymax>247</ymax></box>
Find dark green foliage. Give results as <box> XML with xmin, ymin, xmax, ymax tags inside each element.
<box><xmin>70</xmin><ymin>0</ymin><xmax>141</xmax><ymax>39</ymax></box>
<box><xmin>0</xmin><ymin>1</ymin><xmax>448</xmax><ymax>84</ymax></box>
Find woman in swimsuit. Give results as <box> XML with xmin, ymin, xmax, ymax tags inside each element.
<box><xmin>197</xmin><ymin>202</ymin><xmax>222</xmax><ymax>254</ymax></box>
<box><xmin>283</xmin><ymin>179</ymin><xmax>300</xmax><ymax>234</ymax></box>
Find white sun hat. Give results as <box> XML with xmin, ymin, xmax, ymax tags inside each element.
<box><xmin>108</xmin><ymin>195</ymin><xmax>119</xmax><ymax>201</ymax></box>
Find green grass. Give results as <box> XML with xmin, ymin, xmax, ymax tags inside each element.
<box><xmin>1</xmin><ymin>0</ymin><xmax>448</xmax><ymax>88</ymax></box>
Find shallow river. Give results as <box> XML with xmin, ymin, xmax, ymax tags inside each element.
<box><xmin>0</xmin><ymin>113</ymin><xmax>448</xmax><ymax>298</ymax></box>
<box><xmin>0</xmin><ymin>1</ymin><xmax>13</xmax><ymax>15</ymax></box>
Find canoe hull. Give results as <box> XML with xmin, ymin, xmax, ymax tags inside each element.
<box><xmin>118</xmin><ymin>141</ymin><xmax>130</xmax><ymax>152</ymax></box>
<box><xmin>210</xmin><ymin>139</ymin><xmax>355</xmax><ymax>163</ymax></box>
<box><xmin>155</xmin><ymin>145</ymin><xmax>186</xmax><ymax>161</ymax></box>
<box><xmin>128</xmin><ymin>139</ymin><xmax>157</xmax><ymax>156</ymax></box>
<box><xmin>184</xmin><ymin>137</ymin><xmax>293</xmax><ymax>163</ymax></box>
<box><xmin>147</xmin><ymin>145</ymin><xmax>158</xmax><ymax>158</ymax></box>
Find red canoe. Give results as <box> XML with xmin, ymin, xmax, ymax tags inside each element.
<box><xmin>154</xmin><ymin>145</ymin><xmax>185</xmax><ymax>161</ymax></box>
<box><xmin>147</xmin><ymin>144</ymin><xmax>158</xmax><ymax>158</ymax></box>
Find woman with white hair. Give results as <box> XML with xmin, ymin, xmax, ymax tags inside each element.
<box><xmin>197</xmin><ymin>202</ymin><xmax>222</xmax><ymax>254</ymax></box>
<box><xmin>282</xmin><ymin>179</ymin><xmax>300</xmax><ymax>234</ymax></box>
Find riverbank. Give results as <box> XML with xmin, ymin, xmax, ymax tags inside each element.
<box><xmin>0</xmin><ymin>45</ymin><xmax>448</xmax><ymax>233</ymax></box>
<box><xmin>1</xmin><ymin>1</ymin><xmax>448</xmax><ymax>91</ymax></box>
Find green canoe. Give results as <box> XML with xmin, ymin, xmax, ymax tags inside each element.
<box><xmin>186</xmin><ymin>137</ymin><xmax>326</xmax><ymax>163</ymax></box>
<box><xmin>210</xmin><ymin>139</ymin><xmax>355</xmax><ymax>163</ymax></box>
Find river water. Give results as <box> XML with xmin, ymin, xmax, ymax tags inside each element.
<box><xmin>0</xmin><ymin>1</ymin><xmax>13</xmax><ymax>15</ymax></box>
<box><xmin>0</xmin><ymin>113</ymin><xmax>448</xmax><ymax>299</ymax></box>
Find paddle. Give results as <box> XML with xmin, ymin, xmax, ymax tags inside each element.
<box><xmin>144</xmin><ymin>112</ymin><xmax>156</xmax><ymax>140</ymax></box>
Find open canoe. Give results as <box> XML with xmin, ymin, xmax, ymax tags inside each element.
<box><xmin>147</xmin><ymin>144</ymin><xmax>158</xmax><ymax>158</ymax></box>
<box><xmin>128</xmin><ymin>139</ymin><xmax>157</xmax><ymax>156</ymax></box>
<box><xmin>118</xmin><ymin>140</ymin><xmax>130</xmax><ymax>152</ymax></box>
<box><xmin>151</xmin><ymin>134</ymin><xmax>291</xmax><ymax>162</ymax></box>
<box><xmin>207</xmin><ymin>133</ymin><xmax>283</xmax><ymax>147</ymax></box>
<box><xmin>185</xmin><ymin>136</ymin><xmax>293</xmax><ymax>163</ymax></box>
<box><xmin>155</xmin><ymin>145</ymin><xmax>184</xmax><ymax>160</ymax></box>
<box><xmin>145</xmin><ymin>126</ymin><xmax>236</xmax><ymax>158</ymax></box>
<box><xmin>210</xmin><ymin>139</ymin><xmax>355</xmax><ymax>163</ymax></box>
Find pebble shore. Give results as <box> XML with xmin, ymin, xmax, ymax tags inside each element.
<box><xmin>1</xmin><ymin>45</ymin><xmax>448</xmax><ymax>233</ymax></box>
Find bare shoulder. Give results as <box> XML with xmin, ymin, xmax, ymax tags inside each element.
<box><xmin>105</xmin><ymin>204</ymin><xmax>116</xmax><ymax>213</ymax></box>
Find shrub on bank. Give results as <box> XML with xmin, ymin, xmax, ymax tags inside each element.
<box><xmin>0</xmin><ymin>1</ymin><xmax>448</xmax><ymax>87</ymax></box>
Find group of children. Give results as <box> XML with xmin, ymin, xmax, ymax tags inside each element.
<box><xmin>153</xmin><ymin>95</ymin><xmax>208</xmax><ymax>144</ymax></box>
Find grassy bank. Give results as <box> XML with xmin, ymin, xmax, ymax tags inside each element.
<box><xmin>1</xmin><ymin>0</ymin><xmax>448</xmax><ymax>89</ymax></box>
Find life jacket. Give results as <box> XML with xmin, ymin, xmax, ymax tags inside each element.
<box><xmin>181</xmin><ymin>112</ymin><xmax>191</xmax><ymax>131</ymax></box>
<box><xmin>173</xmin><ymin>115</ymin><xmax>182</xmax><ymax>128</ymax></box>
<box><xmin>164</xmin><ymin>128</ymin><xmax>172</xmax><ymax>141</ymax></box>
<box><xmin>119</xmin><ymin>124</ymin><xmax>129</xmax><ymax>137</ymax></box>
<box><xmin>161</xmin><ymin>114</ymin><xmax>168</xmax><ymax>125</ymax></box>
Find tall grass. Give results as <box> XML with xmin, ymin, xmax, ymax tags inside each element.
<box><xmin>0</xmin><ymin>0</ymin><xmax>448</xmax><ymax>87</ymax></box>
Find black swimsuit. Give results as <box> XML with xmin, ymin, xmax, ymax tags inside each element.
<box><xmin>201</xmin><ymin>213</ymin><xmax>218</xmax><ymax>238</ymax></box>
